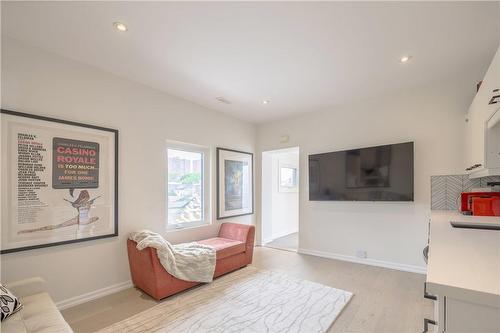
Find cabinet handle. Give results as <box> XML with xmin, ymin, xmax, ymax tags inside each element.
<box><xmin>423</xmin><ymin>318</ymin><xmax>437</xmax><ymax>333</ymax></box>
<box><xmin>424</xmin><ymin>282</ymin><xmax>437</xmax><ymax>301</ymax></box>
<box><xmin>489</xmin><ymin>94</ymin><xmax>500</xmax><ymax>105</ymax></box>
<box><xmin>467</xmin><ymin>164</ymin><xmax>483</xmax><ymax>171</ymax></box>
<box><xmin>466</xmin><ymin>163</ymin><xmax>483</xmax><ymax>171</ymax></box>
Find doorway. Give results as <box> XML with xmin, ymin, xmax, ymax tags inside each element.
<box><xmin>261</xmin><ymin>147</ymin><xmax>299</xmax><ymax>252</ymax></box>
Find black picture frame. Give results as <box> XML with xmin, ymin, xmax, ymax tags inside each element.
<box><xmin>0</xmin><ymin>109</ymin><xmax>119</xmax><ymax>254</ymax></box>
<box><xmin>216</xmin><ymin>147</ymin><xmax>254</xmax><ymax>219</ymax></box>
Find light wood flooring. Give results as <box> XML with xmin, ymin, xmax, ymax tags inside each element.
<box><xmin>62</xmin><ymin>247</ymin><xmax>432</xmax><ymax>333</ymax></box>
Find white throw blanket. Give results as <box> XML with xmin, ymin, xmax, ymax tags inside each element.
<box><xmin>129</xmin><ymin>230</ymin><xmax>216</xmax><ymax>283</ymax></box>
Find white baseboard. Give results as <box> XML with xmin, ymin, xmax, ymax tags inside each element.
<box><xmin>298</xmin><ymin>248</ymin><xmax>427</xmax><ymax>275</ymax></box>
<box><xmin>56</xmin><ymin>280</ymin><xmax>133</xmax><ymax>310</ymax></box>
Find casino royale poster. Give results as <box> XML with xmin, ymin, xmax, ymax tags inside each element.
<box><xmin>1</xmin><ymin>111</ymin><xmax>117</xmax><ymax>253</ymax></box>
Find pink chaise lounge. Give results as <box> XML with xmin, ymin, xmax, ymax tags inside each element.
<box><xmin>127</xmin><ymin>222</ymin><xmax>255</xmax><ymax>300</ymax></box>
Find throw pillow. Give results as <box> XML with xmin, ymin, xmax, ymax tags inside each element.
<box><xmin>0</xmin><ymin>284</ymin><xmax>22</xmax><ymax>321</ymax></box>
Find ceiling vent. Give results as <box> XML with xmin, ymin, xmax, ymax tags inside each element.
<box><xmin>216</xmin><ymin>97</ymin><xmax>231</xmax><ymax>104</ymax></box>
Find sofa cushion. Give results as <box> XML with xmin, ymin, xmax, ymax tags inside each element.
<box><xmin>0</xmin><ymin>311</ymin><xmax>27</xmax><ymax>333</ymax></box>
<box><xmin>21</xmin><ymin>292</ymin><xmax>73</xmax><ymax>333</ymax></box>
<box><xmin>197</xmin><ymin>237</ymin><xmax>246</xmax><ymax>260</ymax></box>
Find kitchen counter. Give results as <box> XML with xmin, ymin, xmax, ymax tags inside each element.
<box><xmin>426</xmin><ymin>211</ymin><xmax>500</xmax><ymax>307</ymax></box>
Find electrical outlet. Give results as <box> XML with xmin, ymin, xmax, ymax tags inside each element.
<box><xmin>356</xmin><ymin>250</ymin><xmax>367</xmax><ymax>259</ymax></box>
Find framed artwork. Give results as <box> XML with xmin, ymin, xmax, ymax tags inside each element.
<box><xmin>279</xmin><ymin>162</ymin><xmax>298</xmax><ymax>193</ymax></box>
<box><xmin>216</xmin><ymin>148</ymin><xmax>253</xmax><ymax>219</ymax></box>
<box><xmin>1</xmin><ymin>110</ymin><xmax>118</xmax><ymax>254</ymax></box>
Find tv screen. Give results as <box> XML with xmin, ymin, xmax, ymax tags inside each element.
<box><xmin>309</xmin><ymin>142</ymin><xmax>414</xmax><ymax>201</ymax></box>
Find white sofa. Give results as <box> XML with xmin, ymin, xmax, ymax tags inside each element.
<box><xmin>2</xmin><ymin>277</ymin><xmax>73</xmax><ymax>333</ymax></box>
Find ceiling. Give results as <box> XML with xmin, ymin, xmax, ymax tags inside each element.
<box><xmin>2</xmin><ymin>2</ymin><xmax>500</xmax><ymax>123</ymax></box>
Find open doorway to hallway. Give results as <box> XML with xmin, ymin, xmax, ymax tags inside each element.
<box><xmin>261</xmin><ymin>147</ymin><xmax>299</xmax><ymax>252</ymax></box>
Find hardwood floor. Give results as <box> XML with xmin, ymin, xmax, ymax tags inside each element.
<box><xmin>62</xmin><ymin>247</ymin><xmax>432</xmax><ymax>333</ymax></box>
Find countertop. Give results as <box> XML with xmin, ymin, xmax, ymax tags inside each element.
<box><xmin>426</xmin><ymin>211</ymin><xmax>500</xmax><ymax>307</ymax></box>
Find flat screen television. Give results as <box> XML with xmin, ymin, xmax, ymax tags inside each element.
<box><xmin>309</xmin><ymin>142</ymin><xmax>414</xmax><ymax>201</ymax></box>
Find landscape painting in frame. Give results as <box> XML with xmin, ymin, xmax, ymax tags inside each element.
<box><xmin>216</xmin><ymin>148</ymin><xmax>253</xmax><ymax>219</ymax></box>
<box><xmin>0</xmin><ymin>110</ymin><xmax>118</xmax><ymax>254</ymax></box>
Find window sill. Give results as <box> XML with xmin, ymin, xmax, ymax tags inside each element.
<box><xmin>166</xmin><ymin>222</ymin><xmax>211</xmax><ymax>232</ymax></box>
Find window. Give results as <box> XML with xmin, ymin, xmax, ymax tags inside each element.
<box><xmin>280</xmin><ymin>167</ymin><xmax>297</xmax><ymax>188</ymax></box>
<box><xmin>166</xmin><ymin>142</ymin><xmax>210</xmax><ymax>229</ymax></box>
<box><xmin>278</xmin><ymin>162</ymin><xmax>298</xmax><ymax>193</ymax></box>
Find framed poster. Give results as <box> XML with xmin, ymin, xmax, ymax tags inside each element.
<box><xmin>216</xmin><ymin>148</ymin><xmax>253</xmax><ymax>219</ymax></box>
<box><xmin>1</xmin><ymin>110</ymin><xmax>118</xmax><ymax>254</ymax></box>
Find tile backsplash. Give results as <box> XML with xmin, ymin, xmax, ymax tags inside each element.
<box><xmin>431</xmin><ymin>175</ymin><xmax>500</xmax><ymax>211</ymax></box>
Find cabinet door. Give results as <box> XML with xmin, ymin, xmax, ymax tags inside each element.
<box><xmin>465</xmin><ymin>46</ymin><xmax>500</xmax><ymax>173</ymax></box>
<box><xmin>479</xmin><ymin>46</ymin><xmax>500</xmax><ymax>120</ymax></box>
<box><xmin>446</xmin><ymin>297</ymin><xmax>500</xmax><ymax>333</ymax></box>
<box><xmin>486</xmin><ymin>107</ymin><xmax>500</xmax><ymax>169</ymax></box>
<box><xmin>464</xmin><ymin>99</ymin><xmax>486</xmax><ymax>173</ymax></box>
<box><xmin>464</xmin><ymin>108</ymin><xmax>474</xmax><ymax>171</ymax></box>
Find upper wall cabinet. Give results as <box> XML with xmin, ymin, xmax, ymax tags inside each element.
<box><xmin>464</xmin><ymin>45</ymin><xmax>500</xmax><ymax>178</ymax></box>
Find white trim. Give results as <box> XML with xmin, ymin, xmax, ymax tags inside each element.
<box><xmin>165</xmin><ymin>141</ymin><xmax>211</xmax><ymax>230</ymax></box>
<box><xmin>56</xmin><ymin>280</ymin><xmax>133</xmax><ymax>310</ymax></box>
<box><xmin>298</xmin><ymin>248</ymin><xmax>427</xmax><ymax>275</ymax></box>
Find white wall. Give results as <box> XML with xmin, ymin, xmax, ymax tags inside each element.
<box><xmin>0</xmin><ymin>37</ymin><xmax>256</xmax><ymax>304</ymax></box>
<box><xmin>261</xmin><ymin>153</ymin><xmax>273</xmax><ymax>243</ymax></box>
<box><xmin>0</xmin><ymin>33</ymin><xmax>481</xmax><ymax>307</ymax></box>
<box><xmin>261</xmin><ymin>148</ymin><xmax>299</xmax><ymax>243</ymax></box>
<box><xmin>257</xmin><ymin>75</ymin><xmax>477</xmax><ymax>271</ymax></box>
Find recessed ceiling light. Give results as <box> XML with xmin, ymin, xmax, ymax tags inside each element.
<box><xmin>262</xmin><ymin>100</ymin><xmax>270</xmax><ymax>105</ymax></box>
<box><xmin>113</xmin><ymin>22</ymin><xmax>128</xmax><ymax>32</ymax></box>
<box><xmin>400</xmin><ymin>55</ymin><xmax>412</xmax><ymax>63</ymax></box>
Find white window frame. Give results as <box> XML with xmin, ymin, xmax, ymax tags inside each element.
<box><xmin>166</xmin><ymin>141</ymin><xmax>211</xmax><ymax>230</ymax></box>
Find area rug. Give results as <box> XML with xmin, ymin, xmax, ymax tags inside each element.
<box><xmin>97</xmin><ymin>267</ymin><xmax>353</xmax><ymax>333</ymax></box>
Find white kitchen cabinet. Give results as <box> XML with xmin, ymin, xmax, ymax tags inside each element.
<box><xmin>425</xmin><ymin>295</ymin><xmax>500</xmax><ymax>333</ymax></box>
<box><xmin>445</xmin><ymin>298</ymin><xmax>500</xmax><ymax>333</ymax></box>
<box><xmin>464</xmin><ymin>98</ymin><xmax>486</xmax><ymax>174</ymax></box>
<box><xmin>479</xmin><ymin>45</ymin><xmax>500</xmax><ymax>121</ymax></box>
<box><xmin>464</xmin><ymin>45</ymin><xmax>500</xmax><ymax>178</ymax></box>
<box><xmin>485</xmin><ymin>108</ymin><xmax>500</xmax><ymax>173</ymax></box>
<box><xmin>425</xmin><ymin>212</ymin><xmax>500</xmax><ymax>333</ymax></box>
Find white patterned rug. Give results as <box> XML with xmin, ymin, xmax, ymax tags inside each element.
<box><xmin>97</xmin><ymin>267</ymin><xmax>353</xmax><ymax>333</ymax></box>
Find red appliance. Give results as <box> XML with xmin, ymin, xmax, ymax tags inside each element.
<box><xmin>472</xmin><ymin>197</ymin><xmax>500</xmax><ymax>216</ymax></box>
<box><xmin>460</xmin><ymin>192</ymin><xmax>500</xmax><ymax>216</ymax></box>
